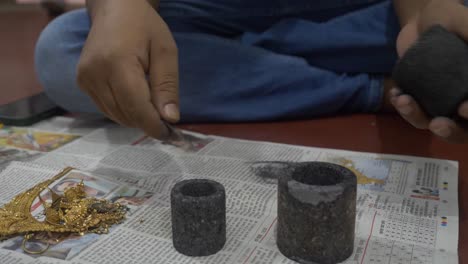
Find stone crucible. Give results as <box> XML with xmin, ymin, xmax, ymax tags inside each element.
<box><xmin>171</xmin><ymin>179</ymin><xmax>226</xmax><ymax>256</ymax></box>
<box><xmin>277</xmin><ymin>162</ymin><xmax>357</xmax><ymax>264</ymax></box>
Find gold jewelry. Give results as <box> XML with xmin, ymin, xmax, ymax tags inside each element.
<box><xmin>0</xmin><ymin>167</ymin><xmax>127</xmax><ymax>253</ymax></box>
<box><xmin>21</xmin><ymin>234</ymin><xmax>49</xmax><ymax>255</ymax></box>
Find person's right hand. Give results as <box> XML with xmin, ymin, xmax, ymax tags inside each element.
<box><xmin>77</xmin><ymin>0</ymin><xmax>179</xmax><ymax>139</ymax></box>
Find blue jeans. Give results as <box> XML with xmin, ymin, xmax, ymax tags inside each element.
<box><xmin>35</xmin><ymin>0</ymin><xmax>400</xmax><ymax>122</ymax></box>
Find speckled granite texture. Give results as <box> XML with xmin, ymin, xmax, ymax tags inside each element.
<box><xmin>277</xmin><ymin>162</ymin><xmax>357</xmax><ymax>264</ymax></box>
<box><xmin>171</xmin><ymin>179</ymin><xmax>226</xmax><ymax>256</ymax></box>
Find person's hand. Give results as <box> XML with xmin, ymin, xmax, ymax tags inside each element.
<box><xmin>392</xmin><ymin>0</ymin><xmax>468</xmax><ymax>143</ymax></box>
<box><xmin>77</xmin><ymin>0</ymin><xmax>179</xmax><ymax>139</ymax></box>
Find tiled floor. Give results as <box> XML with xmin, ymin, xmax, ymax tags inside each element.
<box><xmin>0</xmin><ymin>8</ymin><xmax>49</xmax><ymax>105</ymax></box>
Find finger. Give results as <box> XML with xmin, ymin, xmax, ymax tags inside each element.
<box><xmin>458</xmin><ymin>101</ymin><xmax>468</xmax><ymax>119</ymax></box>
<box><xmin>77</xmin><ymin>61</ymin><xmax>133</xmax><ymax>127</ymax></box>
<box><xmin>388</xmin><ymin>88</ymin><xmax>402</xmax><ymax>111</ymax></box>
<box><xmin>429</xmin><ymin>117</ymin><xmax>468</xmax><ymax>143</ymax></box>
<box><xmin>77</xmin><ymin>77</ymin><xmax>119</xmax><ymax>124</ymax></box>
<box><xmin>449</xmin><ymin>4</ymin><xmax>468</xmax><ymax>41</ymax></box>
<box><xmin>93</xmin><ymin>84</ymin><xmax>136</xmax><ymax>128</ymax></box>
<box><xmin>148</xmin><ymin>17</ymin><xmax>180</xmax><ymax>123</ymax></box>
<box><xmin>79</xmin><ymin>79</ymin><xmax>134</xmax><ymax>127</ymax></box>
<box><xmin>392</xmin><ymin>94</ymin><xmax>430</xmax><ymax>129</ymax></box>
<box><xmin>389</xmin><ymin>87</ymin><xmax>403</xmax><ymax>101</ymax></box>
<box><xmin>86</xmin><ymin>88</ymin><xmax>118</xmax><ymax>122</ymax></box>
<box><xmin>396</xmin><ymin>19</ymin><xmax>420</xmax><ymax>57</ymax></box>
<box><xmin>421</xmin><ymin>2</ymin><xmax>468</xmax><ymax>42</ymax></box>
<box><xmin>110</xmin><ymin>60</ymin><xmax>169</xmax><ymax>139</ymax></box>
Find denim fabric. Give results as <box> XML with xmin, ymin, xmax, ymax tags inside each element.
<box><xmin>35</xmin><ymin>0</ymin><xmax>400</xmax><ymax>122</ymax></box>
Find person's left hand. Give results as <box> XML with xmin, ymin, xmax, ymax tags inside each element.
<box><xmin>392</xmin><ymin>0</ymin><xmax>468</xmax><ymax>143</ymax></box>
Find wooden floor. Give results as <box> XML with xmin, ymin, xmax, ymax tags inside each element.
<box><xmin>0</xmin><ymin>8</ymin><xmax>49</xmax><ymax>105</ymax></box>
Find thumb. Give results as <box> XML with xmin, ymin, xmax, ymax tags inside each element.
<box><xmin>149</xmin><ymin>28</ymin><xmax>180</xmax><ymax>123</ymax></box>
<box><xmin>396</xmin><ymin>19</ymin><xmax>420</xmax><ymax>57</ymax></box>
<box><xmin>450</xmin><ymin>5</ymin><xmax>468</xmax><ymax>42</ymax></box>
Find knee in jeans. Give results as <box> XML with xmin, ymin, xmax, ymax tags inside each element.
<box><xmin>35</xmin><ymin>10</ymin><xmax>87</xmax><ymax>101</ymax></box>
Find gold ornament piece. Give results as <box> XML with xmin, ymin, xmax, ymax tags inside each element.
<box><xmin>22</xmin><ymin>234</ymin><xmax>49</xmax><ymax>255</ymax></box>
<box><xmin>0</xmin><ymin>167</ymin><xmax>127</xmax><ymax>253</ymax></box>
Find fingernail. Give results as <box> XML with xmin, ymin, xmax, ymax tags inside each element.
<box><xmin>389</xmin><ymin>88</ymin><xmax>401</xmax><ymax>97</ymax></box>
<box><xmin>433</xmin><ymin>126</ymin><xmax>451</xmax><ymax>138</ymax></box>
<box><xmin>164</xmin><ymin>103</ymin><xmax>180</xmax><ymax>121</ymax></box>
<box><xmin>459</xmin><ymin>102</ymin><xmax>468</xmax><ymax>119</ymax></box>
<box><xmin>399</xmin><ymin>106</ymin><xmax>412</xmax><ymax>115</ymax></box>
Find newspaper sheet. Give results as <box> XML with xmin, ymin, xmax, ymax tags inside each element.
<box><xmin>0</xmin><ymin>116</ymin><xmax>459</xmax><ymax>264</ymax></box>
